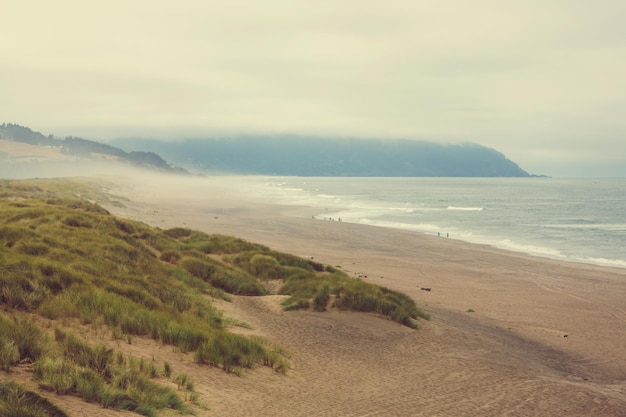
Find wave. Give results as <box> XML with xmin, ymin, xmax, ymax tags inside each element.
<box><xmin>316</xmin><ymin>194</ymin><xmax>339</xmax><ymax>200</ymax></box>
<box><xmin>495</xmin><ymin>239</ymin><xmax>563</xmax><ymax>258</ymax></box>
<box><xmin>546</xmin><ymin>223</ymin><xmax>626</xmax><ymax>231</ymax></box>
<box><xmin>447</xmin><ymin>206</ymin><xmax>485</xmax><ymax>211</ymax></box>
<box><xmin>356</xmin><ymin>218</ymin><xmax>441</xmax><ymax>234</ymax></box>
<box><xmin>492</xmin><ymin>239</ymin><xmax>626</xmax><ymax>269</ymax></box>
<box><xmin>574</xmin><ymin>256</ymin><xmax>626</xmax><ymax>269</ymax></box>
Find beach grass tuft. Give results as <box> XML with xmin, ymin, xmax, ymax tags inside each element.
<box><xmin>280</xmin><ymin>271</ymin><xmax>430</xmax><ymax>328</ymax></box>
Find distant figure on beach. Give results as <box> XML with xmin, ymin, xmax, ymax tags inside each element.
<box><xmin>447</xmin><ymin>232</ymin><xmax>449</xmax><ymax>238</ymax></box>
<box><xmin>437</xmin><ymin>231</ymin><xmax>440</xmax><ymax>237</ymax></box>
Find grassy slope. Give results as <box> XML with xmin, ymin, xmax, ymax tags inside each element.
<box><xmin>0</xmin><ymin>178</ymin><xmax>428</xmax><ymax>416</ymax></box>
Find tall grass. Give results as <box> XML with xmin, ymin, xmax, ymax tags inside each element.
<box><xmin>227</xmin><ymin>249</ymin><xmax>324</xmax><ymax>277</ymax></box>
<box><xmin>195</xmin><ymin>333</ymin><xmax>289</xmax><ymax>374</ymax></box>
<box><xmin>0</xmin><ymin>338</ymin><xmax>19</xmax><ymax>373</ymax></box>
<box><xmin>182</xmin><ymin>257</ymin><xmax>268</xmax><ymax>295</ymax></box>
<box><xmin>280</xmin><ymin>271</ymin><xmax>430</xmax><ymax>328</ymax></box>
<box><xmin>33</xmin><ymin>328</ymin><xmax>191</xmax><ymax>416</ymax></box>
<box><xmin>55</xmin><ymin>329</ymin><xmax>113</xmax><ymax>377</ymax></box>
<box><xmin>0</xmin><ymin>314</ymin><xmax>45</xmax><ymax>368</ymax></box>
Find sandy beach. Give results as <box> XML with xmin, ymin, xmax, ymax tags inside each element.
<box><xmin>93</xmin><ymin>175</ymin><xmax>626</xmax><ymax>416</ymax></box>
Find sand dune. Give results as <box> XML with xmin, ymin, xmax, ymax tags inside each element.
<box><xmin>80</xmin><ymin>176</ymin><xmax>626</xmax><ymax>416</ymax></box>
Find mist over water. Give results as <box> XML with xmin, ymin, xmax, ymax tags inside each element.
<box><xmin>232</xmin><ymin>177</ymin><xmax>626</xmax><ymax>269</ymax></box>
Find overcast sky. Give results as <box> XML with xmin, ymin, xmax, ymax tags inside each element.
<box><xmin>2</xmin><ymin>1</ymin><xmax>625</xmax><ymax>177</ymax></box>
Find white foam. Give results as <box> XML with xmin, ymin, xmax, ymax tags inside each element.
<box><xmin>356</xmin><ymin>218</ymin><xmax>441</xmax><ymax>234</ymax></box>
<box><xmin>317</xmin><ymin>194</ymin><xmax>338</xmax><ymax>200</ymax></box>
<box><xmin>546</xmin><ymin>223</ymin><xmax>626</xmax><ymax>231</ymax></box>
<box><xmin>574</xmin><ymin>256</ymin><xmax>626</xmax><ymax>269</ymax></box>
<box><xmin>495</xmin><ymin>239</ymin><xmax>563</xmax><ymax>258</ymax></box>
<box><xmin>447</xmin><ymin>206</ymin><xmax>485</xmax><ymax>211</ymax></box>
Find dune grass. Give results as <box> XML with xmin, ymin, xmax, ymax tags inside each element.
<box><xmin>0</xmin><ymin>178</ymin><xmax>428</xmax><ymax>416</ymax></box>
<box><xmin>32</xmin><ymin>327</ymin><xmax>191</xmax><ymax>417</ymax></box>
<box><xmin>278</xmin><ymin>271</ymin><xmax>430</xmax><ymax>328</ymax></box>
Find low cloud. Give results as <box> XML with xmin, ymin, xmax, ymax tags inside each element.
<box><xmin>2</xmin><ymin>0</ymin><xmax>625</xmax><ymax>176</ymax></box>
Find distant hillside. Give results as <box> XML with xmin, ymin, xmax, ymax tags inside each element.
<box><xmin>0</xmin><ymin>123</ymin><xmax>187</xmax><ymax>174</ymax></box>
<box><xmin>112</xmin><ymin>136</ymin><xmax>532</xmax><ymax>177</ymax></box>
<box><xmin>1</xmin><ymin>123</ymin><xmax>532</xmax><ymax>176</ymax></box>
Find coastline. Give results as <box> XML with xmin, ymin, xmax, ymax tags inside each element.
<box><xmin>104</xmin><ymin>175</ymin><xmax>626</xmax><ymax>416</ymax></box>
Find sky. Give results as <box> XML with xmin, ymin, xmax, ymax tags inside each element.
<box><xmin>2</xmin><ymin>1</ymin><xmax>625</xmax><ymax>177</ymax></box>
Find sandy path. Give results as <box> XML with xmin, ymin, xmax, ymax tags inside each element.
<box><xmin>73</xmin><ymin>176</ymin><xmax>625</xmax><ymax>416</ymax></box>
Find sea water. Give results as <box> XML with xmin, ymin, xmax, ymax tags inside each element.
<box><xmin>221</xmin><ymin>177</ymin><xmax>626</xmax><ymax>269</ymax></box>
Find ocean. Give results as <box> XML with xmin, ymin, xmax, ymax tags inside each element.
<box><xmin>223</xmin><ymin>177</ymin><xmax>626</xmax><ymax>269</ymax></box>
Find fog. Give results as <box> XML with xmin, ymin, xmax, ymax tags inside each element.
<box><xmin>2</xmin><ymin>1</ymin><xmax>625</xmax><ymax>177</ymax></box>
<box><xmin>0</xmin><ymin>158</ymin><xmax>187</xmax><ymax>184</ymax></box>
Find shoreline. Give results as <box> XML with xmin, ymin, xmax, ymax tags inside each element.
<box><xmin>247</xmin><ymin>176</ymin><xmax>626</xmax><ymax>271</ymax></box>
<box><xmin>103</xmin><ymin>175</ymin><xmax>626</xmax><ymax>416</ymax></box>
<box><xmin>290</xmin><ymin>201</ymin><xmax>626</xmax><ymax>271</ymax></box>
<box><xmin>310</xmin><ymin>213</ymin><xmax>626</xmax><ymax>271</ymax></box>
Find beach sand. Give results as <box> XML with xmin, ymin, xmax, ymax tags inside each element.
<box><xmin>89</xmin><ymin>176</ymin><xmax>626</xmax><ymax>416</ymax></box>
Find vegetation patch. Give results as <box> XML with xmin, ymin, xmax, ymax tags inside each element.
<box><xmin>279</xmin><ymin>271</ymin><xmax>430</xmax><ymax>328</ymax></box>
